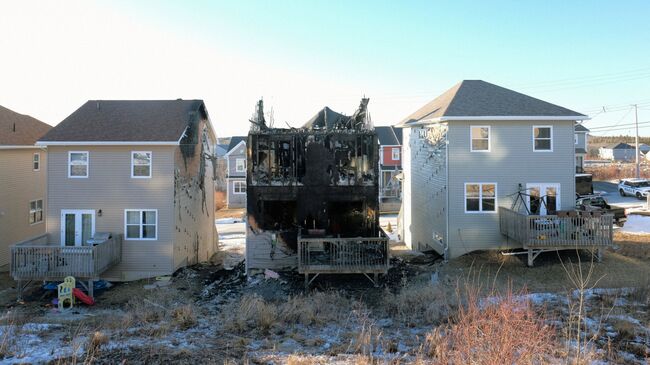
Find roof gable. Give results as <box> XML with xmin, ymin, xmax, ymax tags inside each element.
<box><xmin>398</xmin><ymin>80</ymin><xmax>586</xmax><ymax>127</ymax></box>
<box><xmin>375</xmin><ymin>126</ymin><xmax>399</xmax><ymax>145</ymax></box>
<box><xmin>39</xmin><ymin>100</ymin><xmax>206</xmax><ymax>143</ymax></box>
<box><xmin>227</xmin><ymin>136</ymin><xmax>247</xmax><ymax>154</ymax></box>
<box><xmin>0</xmin><ymin>105</ymin><xmax>51</xmax><ymax>145</ymax></box>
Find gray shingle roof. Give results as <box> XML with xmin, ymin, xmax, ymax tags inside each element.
<box><xmin>39</xmin><ymin>100</ymin><xmax>206</xmax><ymax>142</ymax></box>
<box><xmin>398</xmin><ymin>80</ymin><xmax>586</xmax><ymax>127</ymax></box>
<box><xmin>575</xmin><ymin>123</ymin><xmax>589</xmax><ymax>132</ymax></box>
<box><xmin>375</xmin><ymin>126</ymin><xmax>400</xmax><ymax>145</ymax></box>
<box><xmin>575</xmin><ymin>147</ymin><xmax>587</xmax><ymax>154</ymax></box>
<box><xmin>302</xmin><ymin>107</ymin><xmax>348</xmax><ymax>129</ymax></box>
<box><xmin>227</xmin><ymin>136</ymin><xmax>247</xmax><ymax>152</ymax></box>
<box><xmin>0</xmin><ymin>105</ymin><xmax>51</xmax><ymax>145</ymax></box>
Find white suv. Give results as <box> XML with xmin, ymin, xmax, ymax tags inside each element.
<box><xmin>618</xmin><ymin>179</ymin><xmax>650</xmax><ymax>200</ymax></box>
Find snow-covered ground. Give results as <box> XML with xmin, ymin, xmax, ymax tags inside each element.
<box><xmin>216</xmin><ymin>219</ymin><xmax>246</xmax><ymax>269</ymax></box>
<box><xmin>620</xmin><ymin>214</ymin><xmax>650</xmax><ymax>234</ymax></box>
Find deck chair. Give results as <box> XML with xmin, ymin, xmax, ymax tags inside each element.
<box><xmin>57</xmin><ymin>276</ymin><xmax>75</xmax><ymax>310</ymax></box>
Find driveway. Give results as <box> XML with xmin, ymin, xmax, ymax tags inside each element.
<box><xmin>593</xmin><ymin>181</ymin><xmax>647</xmax><ymax>209</ymax></box>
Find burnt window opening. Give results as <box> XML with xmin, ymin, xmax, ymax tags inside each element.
<box><xmin>259</xmin><ymin>200</ymin><xmax>297</xmax><ymax>231</ymax></box>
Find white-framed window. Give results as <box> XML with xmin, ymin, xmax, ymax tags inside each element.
<box><xmin>233</xmin><ymin>181</ymin><xmax>246</xmax><ymax>194</ymax></box>
<box><xmin>29</xmin><ymin>199</ymin><xmax>43</xmax><ymax>224</ymax></box>
<box><xmin>124</xmin><ymin>209</ymin><xmax>157</xmax><ymax>240</ymax></box>
<box><xmin>533</xmin><ymin>126</ymin><xmax>553</xmax><ymax>151</ymax></box>
<box><xmin>131</xmin><ymin>151</ymin><xmax>152</xmax><ymax>178</ymax></box>
<box><xmin>33</xmin><ymin>153</ymin><xmax>40</xmax><ymax>171</ymax></box>
<box><xmin>574</xmin><ymin>134</ymin><xmax>578</xmax><ymax>145</ymax></box>
<box><xmin>418</xmin><ymin>128</ymin><xmax>427</xmax><ymax>138</ymax></box>
<box><xmin>391</xmin><ymin>147</ymin><xmax>400</xmax><ymax>160</ymax></box>
<box><xmin>235</xmin><ymin>158</ymin><xmax>246</xmax><ymax>173</ymax></box>
<box><xmin>464</xmin><ymin>183</ymin><xmax>497</xmax><ymax>213</ymax></box>
<box><xmin>470</xmin><ymin>126</ymin><xmax>490</xmax><ymax>152</ymax></box>
<box><xmin>68</xmin><ymin>151</ymin><xmax>89</xmax><ymax>178</ymax></box>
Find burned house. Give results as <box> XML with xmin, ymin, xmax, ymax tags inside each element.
<box><xmin>245</xmin><ymin>99</ymin><xmax>389</xmax><ymax>284</ymax></box>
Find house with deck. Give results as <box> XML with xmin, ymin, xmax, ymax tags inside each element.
<box><xmin>225</xmin><ymin>136</ymin><xmax>247</xmax><ymax>208</ymax></box>
<box><xmin>376</xmin><ymin>126</ymin><xmax>403</xmax><ymax>212</ymax></box>
<box><xmin>398</xmin><ymin>80</ymin><xmax>613</xmax><ymax>266</ymax></box>
<box><xmin>574</xmin><ymin>123</ymin><xmax>589</xmax><ymax>173</ymax></box>
<box><xmin>0</xmin><ymin>106</ymin><xmax>51</xmax><ymax>272</ymax></box>
<box><xmin>12</xmin><ymin>100</ymin><xmax>217</xmax><ymax>297</ymax></box>
<box><xmin>245</xmin><ymin>99</ymin><xmax>388</xmax><ymax>286</ymax></box>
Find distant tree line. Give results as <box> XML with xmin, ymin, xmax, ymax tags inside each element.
<box><xmin>588</xmin><ymin>134</ymin><xmax>650</xmax><ymax>145</ymax></box>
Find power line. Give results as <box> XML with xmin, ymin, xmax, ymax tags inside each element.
<box><xmin>587</xmin><ymin>121</ymin><xmax>650</xmax><ymax>133</ymax></box>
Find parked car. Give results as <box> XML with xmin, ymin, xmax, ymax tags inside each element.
<box><xmin>575</xmin><ymin>196</ymin><xmax>627</xmax><ymax>226</ymax></box>
<box><xmin>618</xmin><ymin>178</ymin><xmax>650</xmax><ymax>200</ymax></box>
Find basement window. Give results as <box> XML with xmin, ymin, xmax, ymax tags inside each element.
<box><xmin>465</xmin><ymin>183</ymin><xmax>497</xmax><ymax>213</ymax></box>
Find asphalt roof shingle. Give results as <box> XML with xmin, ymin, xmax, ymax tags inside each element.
<box><xmin>39</xmin><ymin>100</ymin><xmax>206</xmax><ymax>142</ymax></box>
<box><xmin>0</xmin><ymin>105</ymin><xmax>51</xmax><ymax>145</ymax></box>
<box><xmin>398</xmin><ymin>80</ymin><xmax>586</xmax><ymax>127</ymax></box>
<box><xmin>575</xmin><ymin>123</ymin><xmax>589</xmax><ymax>132</ymax></box>
<box><xmin>375</xmin><ymin>126</ymin><xmax>399</xmax><ymax>145</ymax></box>
<box><xmin>227</xmin><ymin>136</ymin><xmax>247</xmax><ymax>152</ymax></box>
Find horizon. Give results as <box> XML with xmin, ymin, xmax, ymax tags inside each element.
<box><xmin>1</xmin><ymin>0</ymin><xmax>649</xmax><ymax>138</ymax></box>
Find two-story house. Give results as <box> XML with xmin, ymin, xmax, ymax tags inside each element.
<box><xmin>574</xmin><ymin>123</ymin><xmax>589</xmax><ymax>172</ymax></box>
<box><xmin>0</xmin><ymin>105</ymin><xmax>51</xmax><ymax>271</ymax></box>
<box><xmin>11</xmin><ymin>100</ymin><xmax>217</xmax><ymax>293</ymax></box>
<box><xmin>398</xmin><ymin>81</ymin><xmax>612</xmax><ymax>266</ymax></box>
<box><xmin>225</xmin><ymin>136</ymin><xmax>247</xmax><ymax>208</ymax></box>
<box><xmin>376</xmin><ymin>126</ymin><xmax>403</xmax><ymax>212</ymax></box>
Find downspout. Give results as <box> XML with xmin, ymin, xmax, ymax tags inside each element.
<box><xmin>444</xmin><ymin>130</ymin><xmax>450</xmax><ymax>262</ymax></box>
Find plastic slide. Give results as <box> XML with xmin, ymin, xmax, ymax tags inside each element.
<box><xmin>72</xmin><ymin>288</ymin><xmax>95</xmax><ymax>306</ymax></box>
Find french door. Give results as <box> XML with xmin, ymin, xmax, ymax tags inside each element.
<box><xmin>60</xmin><ymin>210</ymin><xmax>95</xmax><ymax>246</ymax></box>
<box><xmin>526</xmin><ymin>183</ymin><xmax>560</xmax><ymax>215</ymax></box>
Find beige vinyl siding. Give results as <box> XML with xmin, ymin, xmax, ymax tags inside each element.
<box><xmin>446</xmin><ymin>120</ymin><xmax>576</xmax><ymax>258</ymax></box>
<box><xmin>0</xmin><ymin>148</ymin><xmax>47</xmax><ymax>270</ymax></box>
<box><xmin>172</xmin><ymin>119</ymin><xmax>217</xmax><ymax>270</ymax></box>
<box><xmin>46</xmin><ymin>145</ymin><xmax>175</xmax><ymax>281</ymax></box>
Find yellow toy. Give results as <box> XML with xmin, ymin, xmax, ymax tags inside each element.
<box><xmin>57</xmin><ymin>276</ymin><xmax>75</xmax><ymax>310</ymax></box>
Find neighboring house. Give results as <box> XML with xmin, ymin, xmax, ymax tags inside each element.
<box><xmin>574</xmin><ymin>123</ymin><xmax>589</xmax><ymax>173</ymax></box>
<box><xmin>598</xmin><ymin>143</ymin><xmax>637</xmax><ymax>161</ymax></box>
<box><xmin>225</xmin><ymin>136</ymin><xmax>247</xmax><ymax>208</ymax></box>
<box><xmin>0</xmin><ymin>105</ymin><xmax>51</xmax><ymax>271</ymax></box>
<box><xmin>638</xmin><ymin>143</ymin><xmax>650</xmax><ymax>157</ymax></box>
<box><xmin>14</xmin><ymin>100</ymin><xmax>217</xmax><ymax>286</ymax></box>
<box><xmin>398</xmin><ymin>80</ymin><xmax>610</xmax><ymax>264</ymax></box>
<box><xmin>376</xmin><ymin>126</ymin><xmax>402</xmax><ymax>212</ymax></box>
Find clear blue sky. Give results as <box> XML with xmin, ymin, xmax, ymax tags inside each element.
<box><xmin>2</xmin><ymin>0</ymin><xmax>649</xmax><ymax>137</ymax></box>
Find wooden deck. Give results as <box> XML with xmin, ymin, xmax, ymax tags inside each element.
<box><xmin>298</xmin><ymin>231</ymin><xmax>389</xmax><ymax>286</ymax></box>
<box><xmin>10</xmin><ymin>234</ymin><xmax>122</xmax><ymax>298</ymax></box>
<box><xmin>499</xmin><ymin>207</ymin><xmax>613</xmax><ymax>266</ymax></box>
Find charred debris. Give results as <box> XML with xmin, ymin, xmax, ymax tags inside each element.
<box><xmin>246</xmin><ymin>98</ymin><xmax>382</xmax><ymax>263</ymax></box>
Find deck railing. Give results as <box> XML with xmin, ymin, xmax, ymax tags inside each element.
<box><xmin>499</xmin><ymin>207</ymin><xmax>613</xmax><ymax>248</ymax></box>
<box><xmin>10</xmin><ymin>234</ymin><xmax>122</xmax><ymax>280</ymax></box>
<box><xmin>298</xmin><ymin>231</ymin><xmax>389</xmax><ymax>274</ymax></box>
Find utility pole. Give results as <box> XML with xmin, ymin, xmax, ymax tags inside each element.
<box><xmin>634</xmin><ymin>104</ymin><xmax>640</xmax><ymax>178</ymax></box>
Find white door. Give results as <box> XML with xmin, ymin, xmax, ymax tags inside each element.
<box><xmin>61</xmin><ymin>210</ymin><xmax>95</xmax><ymax>246</ymax></box>
<box><xmin>526</xmin><ymin>183</ymin><xmax>560</xmax><ymax>215</ymax></box>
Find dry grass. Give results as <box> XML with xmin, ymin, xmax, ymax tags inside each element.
<box><xmin>418</xmin><ymin>285</ymin><xmax>556</xmax><ymax>364</ymax></box>
<box><xmin>223</xmin><ymin>291</ymin><xmax>355</xmax><ymax>334</ymax></box>
<box><xmin>382</xmin><ymin>281</ymin><xmax>455</xmax><ymax>326</ymax></box>
<box><xmin>585</xmin><ymin>163</ymin><xmax>650</xmax><ymax>180</ymax></box>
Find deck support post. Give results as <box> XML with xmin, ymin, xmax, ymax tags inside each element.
<box><xmin>373</xmin><ymin>273</ymin><xmax>378</xmax><ymax>288</ymax></box>
<box><xmin>88</xmin><ymin>280</ymin><xmax>94</xmax><ymax>299</ymax></box>
<box><xmin>304</xmin><ymin>273</ymin><xmax>308</xmax><ymax>290</ymax></box>
<box><xmin>527</xmin><ymin>249</ymin><xmax>534</xmax><ymax>267</ymax></box>
<box><xmin>596</xmin><ymin>248</ymin><xmax>603</xmax><ymax>263</ymax></box>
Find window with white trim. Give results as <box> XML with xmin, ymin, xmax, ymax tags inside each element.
<box><xmin>33</xmin><ymin>153</ymin><xmax>40</xmax><ymax>171</ymax></box>
<box><xmin>125</xmin><ymin>210</ymin><xmax>157</xmax><ymax>240</ymax></box>
<box><xmin>470</xmin><ymin>126</ymin><xmax>490</xmax><ymax>151</ymax></box>
<box><xmin>68</xmin><ymin>151</ymin><xmax>88</xmax><ymax>178</ymax></box>
<box><xmin>233</xmin><ymin>181</ymin><xmax>246</xmax><ymax>194</ymax></box>
<box><xmin>131</xmin><ymin>151</ymin><xmax>152</xmax><ymax>178</ymax></box>
<box><xmin>29</xmin><ymin>199</ymin><xmax>43</xmax><ymax>224</ymax></box>
<box><xmin>235</xmin><ymin>158</ymin><xmax>246</xmax><ymax>173</ymax></box>
<box><xmin>464</xmin><ymin>183</ymin><xmax>496</xmax><ymax>213</ymax></box>
<box><xmin>533</xmin><ymin>126</ymin><xmax>553</xmax><ymax>151</ymax></box>
<box><xmin>391</xmin><ymin>147</ymin><xmax>400</xmax><ymax>160</ymax></box>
